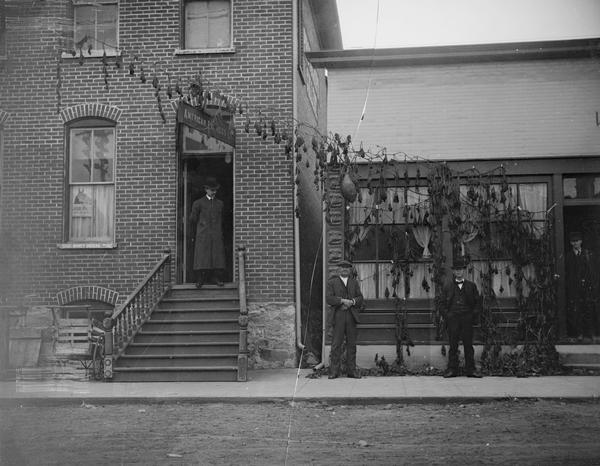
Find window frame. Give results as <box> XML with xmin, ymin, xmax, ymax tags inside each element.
<box><xmin>59</xmin><ymin>118</ymin><xmax>117</xmax><ymax>249</ymax></box>
<box><xmin>0</xmin><ymin>0</ymin><xmax>6</xmax><ymax>59</ymax></box>
<box><xmin>65</xmin><ymin>0</ymin><xmax>119</xmax><ymax>59</ymax></box>
<box><xmin>177</xmin><ymin>0</ymin><xmax>235</xmax><ymax>55</ymax></box>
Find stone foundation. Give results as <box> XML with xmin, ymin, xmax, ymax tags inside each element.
<box><xmin>247</xmin><ymin>303</ymin><xmax>296</xmax><ymax>369</ymax></box>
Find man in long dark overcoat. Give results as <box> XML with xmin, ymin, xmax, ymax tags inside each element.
<box><xmin>441</xmin><ymin>257</ymin><xmax>482</xmax><ymax>378</ymax></box>
<box><xmin>190</xmin><ymin>177</ymin><xmax>226</xmax><ymax>287</ymax></box>
<box><xmin>326</xmin><ymin>260</ymin><xmax>364</xmax><ymax>379</ymax></box>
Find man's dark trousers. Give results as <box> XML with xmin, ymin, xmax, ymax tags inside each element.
<box><xmin>447</xmin><ymin>313</ymin><xmax>475</xmax><ymax>373</ymax></box>
<box><xmin>330</xmin><ymin>309</ymin><xmax>357</xmax><ymax>375</ymax></box>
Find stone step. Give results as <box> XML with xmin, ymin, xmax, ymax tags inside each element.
<box><xmin>158</xmin><ymin>299</ymin><xmax>240</xmax><ymax>310</ymax></box>
<box><xmin>153</xmin><ymin>309</ymin><xmax>240</xmax><ymax>319</ymax></box>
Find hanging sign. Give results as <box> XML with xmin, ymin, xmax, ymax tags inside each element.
<box><xmin>177</xmin><ymin>101</ymin><xmax>236</xmax><ymax>147</ymax></box>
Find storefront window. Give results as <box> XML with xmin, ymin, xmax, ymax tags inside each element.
<box><xmin>563</xmin><ymin>174</ymin><xmax>600</xmax><ymax>199</ymax></box>
<box><xmin>347</xmin><ymin>186</ymin><xmax>432</xmax><ymax>299</ymax></box>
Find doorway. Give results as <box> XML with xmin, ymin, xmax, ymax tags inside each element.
<box><xmin>178</xmin><ymin>155</ymin><xmax>234</xmax><ymax>284</ymax></box>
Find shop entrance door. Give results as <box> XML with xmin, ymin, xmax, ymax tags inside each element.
<box><xmin>179</xmin><ymin>155</ymin><xmax>234</xmax><ymax>284</ymax></box>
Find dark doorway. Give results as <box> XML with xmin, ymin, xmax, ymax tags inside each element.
<box><xmin>178</xmin><ymin>155</ymin><xmax>234</xmax><ymax>284</ymax></box>
<box><xmin>563</xmin><ymin>205</ymin><xmax>600</xmax><ymax>258</ymax></box>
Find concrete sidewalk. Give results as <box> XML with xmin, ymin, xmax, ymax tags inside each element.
<box><xmin>1</xmin><ymin>369</ymin><xmax>599</xmax><ymax>404</ymax></box>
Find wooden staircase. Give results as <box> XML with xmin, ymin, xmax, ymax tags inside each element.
<box><xmin>112</xmin><ymin>284</ymin><xmax>242</xmax><ymax>382</ymax></box>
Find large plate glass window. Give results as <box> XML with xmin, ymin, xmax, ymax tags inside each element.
<box><xmin>73</xmin><ymin>1</ymin><xmax>118</xmax><ymax>54</ymax></box>
<box><xmin>68</xmin><ymin>123</ymin><xmax>115</xmax><ymax>243</ymax></box>
<box><xmin>347</xmin><ymin>185</ymin><xmax>433</xmax><ymax>299</ymax></box>
<box><xmin>460</xmin><ymin>181</ymin><xmax>548</xmax><ymax>298</ymax></box>
<box><xmin>184</xmin><ymin>0</ymin><xmax>231</xmax><ymax>49</ymax></box>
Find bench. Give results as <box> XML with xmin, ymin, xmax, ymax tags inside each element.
<box><xmin>52</xmin><ymin>314</ymin><xmax>105</xmax><ymax>380</ymax></box>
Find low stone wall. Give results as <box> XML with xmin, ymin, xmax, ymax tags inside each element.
<box><xmin>247</xmin><ymin>302</ymin><xmax>296</xmax><ymax>369</ymax></box>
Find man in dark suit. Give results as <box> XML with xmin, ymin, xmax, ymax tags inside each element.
<box><xmin>326</xmin><ymin>260</ymin><xmax>364</xmax><ymax>379</ymax></box>
<box><xmin>441</xmin><ymin>257</ymin><xmax>482</xmax><ymax>378</ymax></box>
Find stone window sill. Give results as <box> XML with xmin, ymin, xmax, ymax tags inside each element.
<box><xmin>175</xmin><ymin>47</ymin><xmax>235</xmax><ymax>56</ymax></box>
<box><xmin>61</xmin><ymin>50</ymin><xmax>120</xmax><ymax>60</ymax></box>
<box><xmin>57</xmin><ymin>242</ymin><xmax>118</xmax><ymax>250</ymax></box>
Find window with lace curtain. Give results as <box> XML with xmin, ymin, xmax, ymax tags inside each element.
<box><xmin>459</xmin><ymin>181</ymin><xmax>548</xmax><ymax>298</ymax></box>
<box><xmin>72</xmin><ymin>1</ymin><xmax>118</xmax><ymax>55</ymax></box>
<box><xmin>182</xmin><ymin>0</ymin><xmax>232</xmax><ymax>50</ymax></box>
<box><xmin>66</xmin><ymin>119</ymin><xmax>115</xmax><ymax>245</ymax></box>
<box><xmin>347</xmin><ymin>185</ymin><xmax>433</xmax><ymax>299</ymax></box>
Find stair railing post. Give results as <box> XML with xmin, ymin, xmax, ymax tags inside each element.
<box><xmin>103</xmin><ymin>314</ymin><xmax>114</xmax><ymax>380</ymax></box>
<box><xmin>237</xmin><ymin>245</ymin><xmax>249</xmax><ymax>382</ymax></box>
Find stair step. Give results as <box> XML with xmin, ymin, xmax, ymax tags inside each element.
<box><xmin>158</xmin><ymin>300</ymin><xmax>240</xmax><ymax>311</ymax></box>
<box><xmin>144</xmin><ymin>320</ymin><xmax>239</xmax><ymax>331</ymax></box>
<box><xmin>118</xmin><ymin>354</ymin><xmax>238</xmax><ymax>367</ymax></box>
<box><xmin>134</xmin><ymin>330</ymin><xmax>238</xmax><ymax>344</ymax></box>
<box><xmin>112</xmin><ymin>366</ymin><xmax>238</xmax><ymax>382</ymax></box>
<box><xmin>153</xmin><ymin>309</ymin><xmax>240</xmax><ymax>320</ymax></box>
<box><xmin>126</xmin><ymin>342</ymin><xmax>238</xmax><ymax>355</ymax></box>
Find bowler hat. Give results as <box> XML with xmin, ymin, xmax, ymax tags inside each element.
<box><xmin>204</xmin><ymin>177</ymin><xmax>220</xmax><ymax>190</ymax></box>
<box><xmin>451</xmin><ymin>257</ymin><xmax>469</xmax><ymax>269</ymax></box>
<box><xmin>337</xmin><ymin>260</ymin><xmax>354</xmax><ymax>268</ymax></box>
<box><xmin>569</xmin><ymin>231</ymin><xmax>582</xmax><ymax>242</ymax></box>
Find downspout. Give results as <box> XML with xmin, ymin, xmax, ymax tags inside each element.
<box><xmin>313</xmin><ymin>205</ymin><xmax>328</xmax><ymax>370</ymax></box>
<box><xmin>292</xmin><ymin>0</ymin><xmax>305</xmax><ymax>352</ymax></box>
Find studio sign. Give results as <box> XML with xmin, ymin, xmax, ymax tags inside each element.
<box><xmin>177</xmin><ymin>101</ymin><xmax>236</xmax><ymax>147</ymax></box>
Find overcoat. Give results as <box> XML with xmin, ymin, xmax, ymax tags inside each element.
<box><xmin>190</xmin><ymin>196</ymin><xmax>226</xmax><ymax>270</ymax></box>
<box><xmin>441</xmin><ymin>280</ymin><xmax>481</xmax><ymax>316</ymax></box>
<box><xmin>326</xmin><ymin>275</ymin><xmax>364</xmax><ymax>323</ymax></box>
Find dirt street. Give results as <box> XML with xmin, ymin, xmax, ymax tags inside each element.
<box><xmin>1</xmin><ymin>399</ymin><xmax>599</xmax><ymax>465</ymax></box>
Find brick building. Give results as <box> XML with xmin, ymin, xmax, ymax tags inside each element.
<box><xmin>309</xmin><ymin>39</ymin><xmax>600</xmax><ymax>368</ymax></box>
<box><xmin>0</xmin><ymin>0</ymin><xmax>341</xmax><ymax>378</ymax></box>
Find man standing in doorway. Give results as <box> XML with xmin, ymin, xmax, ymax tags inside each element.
<box><xmin>565</xmin><ymin>231</ymin><xmax>596</xmax><ymax>342</ymax></box>
<box><xmin>441</xmin><ymin>257</ymin><xmax>482</xmax><ymax>378</ymax></box>
<box><xmin>326</xmin><ymin>260</ymin><xmax>364</xmax><ymax>379</ymax></box>
<box><xmin>190</xmin><ymin>177</ymin><xmax>226</xmax><ymax>288</ymax></box>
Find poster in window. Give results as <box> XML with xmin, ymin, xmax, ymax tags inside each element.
<box><xmin>72</xmin><ymin>188</ymin><xmax>93</xmax><ymax>217</ymax></box>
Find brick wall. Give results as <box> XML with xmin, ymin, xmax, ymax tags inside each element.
<box><xmin>0</xmin><ymin>0</ymin><xmax>297</xmax><ymax>308</ymax></box>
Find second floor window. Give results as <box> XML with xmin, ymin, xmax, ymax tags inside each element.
<box><xmin>67</xmin><ymin>122</ymin><xmax>116</xmax><ymax>243</ymax></box>
<box><xmin>184</xmin><ymin>0</ymin><xmax>232</xmax><ymax>50</ymax></box>
<box><xmin>73</xmin><ymin>1</ymin><xmax>118</xmax><ymax>54</ymax></box>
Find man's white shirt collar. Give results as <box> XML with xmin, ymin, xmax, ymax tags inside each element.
<box><xmin>340</xmin><ymin>276</ymin><xmax>349</xmax><ymax>286</ymax></box>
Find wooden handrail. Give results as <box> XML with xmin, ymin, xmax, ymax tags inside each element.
<box><xmin>237</xmin><ymin>245</ymin><xmax>249</xmax><ymax>381</ymax></box>
<box><xmin>103</xmin><ymin>251</ymin><xmax>172</xmax><ymax>379</ymax></box>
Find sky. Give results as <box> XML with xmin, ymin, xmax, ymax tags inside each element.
<box><xmin>336</xmin><ymin>0</ymin><xmax>600</xmax><ymax>49</ymax></box>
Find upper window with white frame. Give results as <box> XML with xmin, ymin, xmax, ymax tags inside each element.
<box><xmin>66</xmin><ymin>119</ymin><xmax>116</xmax><ymax>245</ymax></box>
<box><xmin>183</xmin><ymin>0</ymin><xmax>232</xmax><ymax>51</ymax></box>
<box><xmin>72</xmin><ymin>1</ymin><xmax>118</xmax><ymax>55</ymax></box>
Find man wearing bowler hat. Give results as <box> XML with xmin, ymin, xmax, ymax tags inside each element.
<box><xmin>326</xmin><ymin>260</ymin><xmax>364</xmax><ymax>379</ymax></box>
<box><xmin>190</xmin><ymin>177</ymin><xmax>226</xmax><ymax>288</ymax></box>
<box><xmin>441</xmin><ymin>256</ymin><xmax>482</xmax><ymax>378</ymax></box>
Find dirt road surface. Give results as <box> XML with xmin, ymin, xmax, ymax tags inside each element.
<box><xmin>2</xmin><ymin>399</ymin><xmax>599</xmax><ymax>465</ymax></box>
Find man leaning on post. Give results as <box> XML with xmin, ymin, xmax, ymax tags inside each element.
<box><xmin>441</xmin><ymin>256</ymin><xmax>483</xmax><ymax>378</ymax></box>
<box><xmin>326</xmin><ymin>260</ymin><xmax>364</xmax><ymax>379</ymax></box>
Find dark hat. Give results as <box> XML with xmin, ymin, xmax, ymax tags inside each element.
<box><xmin>336</xmin><ymin>260</ymin><xmax>354</xmax><ymax>268</ymax></box>
<box><xmin>569</xmin><ymin>231</ymin><xmax>582</xmax><ymax>242</ymax></box>
<box><xmin>204</xmin><ymin>177</ymin><xmax>220</xmax><ymax>190</ymax></box>
<box><xmin>451</xmin><ymin>257</ymin><xmax>469</xmax><ymax>269</ymax></box>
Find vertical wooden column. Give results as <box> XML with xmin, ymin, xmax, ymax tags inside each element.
<box><xmin>237</xmin><ymin>245</ymin><xmax>248</xmax><ymax>382</ymax></box>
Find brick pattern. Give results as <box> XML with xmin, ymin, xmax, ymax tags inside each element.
<box><xmin>0</xmin><ymin>0</ymin><xmax>299</xmax><ymax>308</ymax></box>
<box><xmin>60</xmin><ymin>104</ymin><xmax>123</xmax><ymax>124</ymax></box>
<box><xmin>56</xmin><ymin>286</ymin><xmax>119</xmax><ymax>306</ymax></box>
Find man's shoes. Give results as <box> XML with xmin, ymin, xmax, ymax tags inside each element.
<box><xmin>443</xmin><ymin>369</ymin><xmax>458</xmax><ymax>378</ymax></box>
<box><xmin>347</xmin><ymin>371</ymin><xmax>362</xmax><ymax>379</ymax></box>
<box><xmin>465</xmin><ymin>370</ymin><xmax>483</xmax><ymax>378</ymax></box>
